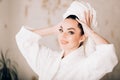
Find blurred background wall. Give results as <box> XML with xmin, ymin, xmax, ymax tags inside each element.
<box><xmin>0</xmin><ymin>0</ymin><xmax>120</xmax><ymax>80</ymax></box>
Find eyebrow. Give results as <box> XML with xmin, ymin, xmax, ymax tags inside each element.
<box><xmin>60</xmin><ymin>26</ymin><xmax>75</xmax><ymax>31</ymax></box>
<box><xmin>67</xmin><ymin>28</ymin><xmax>75</xmax><ymax>31</ymax></box>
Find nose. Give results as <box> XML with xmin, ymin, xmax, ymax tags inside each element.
<box><xmin>61</xmin><ymin>32</ymin><xmax>68</xmax><ymax>38</ymax></box>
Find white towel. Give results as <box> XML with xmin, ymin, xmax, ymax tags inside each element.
<box><xmin>63</xmin><ymin>1</ymin><xmax>97</xmax><ymax>27</ymax></box>
<box><xmin>63</xmin><ymin>0</ymin><xmax>97</xmax><ymax>28</ymax></box>
<box><xmin>63</xmin><ymin>1</ymin><xmax>97</xmax><ymax>56</ymax></box>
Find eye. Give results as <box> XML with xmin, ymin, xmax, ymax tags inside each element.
<box><xmin>68</xmin><ymin>31</ymin><xmax>74</xmax><ymax>35</ymax></box>
<box><xmin>59</xmin><ymin>28</ymin><xmax>63</xmax><ymax>33</ymax></box>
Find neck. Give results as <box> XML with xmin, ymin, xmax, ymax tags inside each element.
<box><xmin>62</xmin><ymin>51</ymin><xmax>69</xmax><ymax>59</ymax></box>
<box><xmin>62</xmin><ymin>47</ymin><xmax>78</xmax><ymax>58</ymax></box>
<box><xmin>64</xmin><ymin>50</ymin><xmax>70</xmax><ymax>57</ymax></box>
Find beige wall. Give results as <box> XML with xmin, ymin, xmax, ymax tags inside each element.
<box><xmin>0</xmin><ymin>0</ymin><xmax>120</xmax><ymax>80</ymax></box>
<box><xmin>0</xmin><ymin>0</ymin><xmax>9</xmax><ymax>52</ymax></box>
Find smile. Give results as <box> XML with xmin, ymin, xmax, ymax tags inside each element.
<box><xmin>60</xmin><ymin>40</ymin><xmax>69</xmax><ymax>45</ymax></box>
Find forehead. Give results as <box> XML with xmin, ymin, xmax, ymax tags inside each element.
<box><xmin>62</xmin><ymin>18</ymin><xmax>78</xmax><ymax>28</ymax></box>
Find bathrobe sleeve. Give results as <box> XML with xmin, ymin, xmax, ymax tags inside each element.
<box><xmin>83</xmin><ymin>44</ymin><xmax>118</xmax><ymax>80</ymax></box>
<box><xmin>15</xmin><ymin>26</ymin><xmax>56</xmax><ymax>74</ymax></box>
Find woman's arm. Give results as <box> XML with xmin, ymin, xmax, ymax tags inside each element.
<box><xmin>76</xmin><ymin>11</ymin><xmax>109</xmax><ymax>45</ymax></box>
<box><xmin>15</xmin><ymin>24</ymin><xmax>61</xmax><ymax>74</ymax></box>
<box><xmin>80</xmin><ymin>23</ymin><xmax>109</xmax><ymax>45</ymax></box>
<box><xmin>30</xmin><ymin>22</ymin><xmax>62</xmax><ymax>36</ymax></box>
<box><xmin>31</xmin><ymin>26</ymin><xmax>56</xmax><ymax>36</ymax></box>
<box><xmin>15</xmin><ymin>26</ymin><xmax>41</xmax><ymax>74</ymax></box>
<box><xmin>76</xmin><ymin>11</ymin><xmax>118</xmax><ymax>80</ymax></box>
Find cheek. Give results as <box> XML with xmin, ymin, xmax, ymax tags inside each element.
<box><xmin>57</xmin><ymin>34</ymin><xmax>81</xmax><ymax>45</ymax></box>
<box><xmin>68</xmin><ymin>36</ymin><xmax>80</xmax><ymax>44</ymax></box>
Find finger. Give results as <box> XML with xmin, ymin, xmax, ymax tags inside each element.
<box><xmin>84</xmin><ymin>11</ymin><xmax>88</xmax><ymax>25</ymax></box>
<box><xmin>88</xmin><ymin>10</ymin><xmax>91</xmax><ymax>27</ymax></box>
<box><xmin>76</xmin><ymin>18</ymin><xmax>90</xmax><ymax>30</ymax></box>
<box><xmin>76</xmin><ymin>18</ymin><xmax>85</xmax><ymax>25</ymax></box>
<box><xmin>85</xmin><ymin>11</ymin><xmax>90</xmax><ymax>27</ymax></box>
<box><xmin>90</xmin><ymin>14</ymin><xmax>93</xmax><ymax>26</ymax></box>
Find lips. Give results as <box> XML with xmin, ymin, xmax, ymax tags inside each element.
<box><xmin>60</xmin><ymin>40</ymin><xmax>69</xmax><ymax>45</ymax></box>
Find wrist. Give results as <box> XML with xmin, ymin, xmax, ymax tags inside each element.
<box><xmin>84</xmin><ymin>27</ymin><xmax>94</xmax><ymax>37</ymax></box>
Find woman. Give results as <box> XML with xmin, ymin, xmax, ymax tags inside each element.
<box><xmin>16</xmin><ymin>1</ymin><xmax>118</xmax><ymax>80</ymax></box>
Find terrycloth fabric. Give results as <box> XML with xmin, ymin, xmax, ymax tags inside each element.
<box><xmin>63</xmin><ymin>0</ymin><xmax>97</xmax><ymax>28</ymax></box>
<box><xmin>63</xmin><ymin>1</ymin><xmax>97</xmax><ymax>56</ymax></box>
<box><xmin>16</xmin><ymin>26</ymin><xmax>118</xmax><ymax>80</ymax></box>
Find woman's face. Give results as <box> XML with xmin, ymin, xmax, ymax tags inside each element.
<box><xmin>58</xmin><ymin>18</ymin><xmax>84</xmax><ymax>51</ymax></box>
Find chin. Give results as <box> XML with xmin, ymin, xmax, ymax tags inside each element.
<box><xmin>60</xmin><ymin>45</ymin><xmax>68</xmax><ymax>50</ymax></box>
<box><xmin>61</xmin><ymin>45</ymin><xmax>71</xmax><ymax>50</ymax></box>
<box><xmin>59</xmin><ymin>43</ymin><xmax>72</xmax><ymax>50</ymax></box>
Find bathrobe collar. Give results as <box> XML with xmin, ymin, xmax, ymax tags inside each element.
<box><xmin>60</xmin><ymin>45</ymin><xmax>85</xmax><ymax>63</ymax></box>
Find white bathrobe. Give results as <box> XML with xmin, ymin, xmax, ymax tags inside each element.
<box><xmin>15</xmin><ymin>26</ymin><xmax>118</xmax><ymax>80</ymax></box>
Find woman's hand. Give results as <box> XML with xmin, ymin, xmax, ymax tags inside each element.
<box><xmin>76</xmin><ymin>10</ymin><xmax>109</xmax><ymax>45</ymax></box>
<box><xmin>31</xmin><ymin>21</ymin><xmax>63</xmax><ymax>36</ymax></box>
<box><xmin>76</xmin><ymin>10</ymin><xmax>94</xmax><ymax>37</ymax></box>
<box><xmin>84</xmin><ymin>10</ymin><xmax>93</xmax><ymax>28</ymax></box>
<box><xmin>53</xmin><ymin>21</ymin><xmax>63</xmax><ymax>34</ymax></box>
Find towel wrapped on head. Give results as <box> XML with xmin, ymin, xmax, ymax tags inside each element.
<box><xmin>63</xmin><ymin>1</ymin><xmax>97</xmax><ymax>56</ymax></box>
<box><xmin>63</xmin><ymin>1</ymin><xmax>97</xmax><ymax>28</ymax></box>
